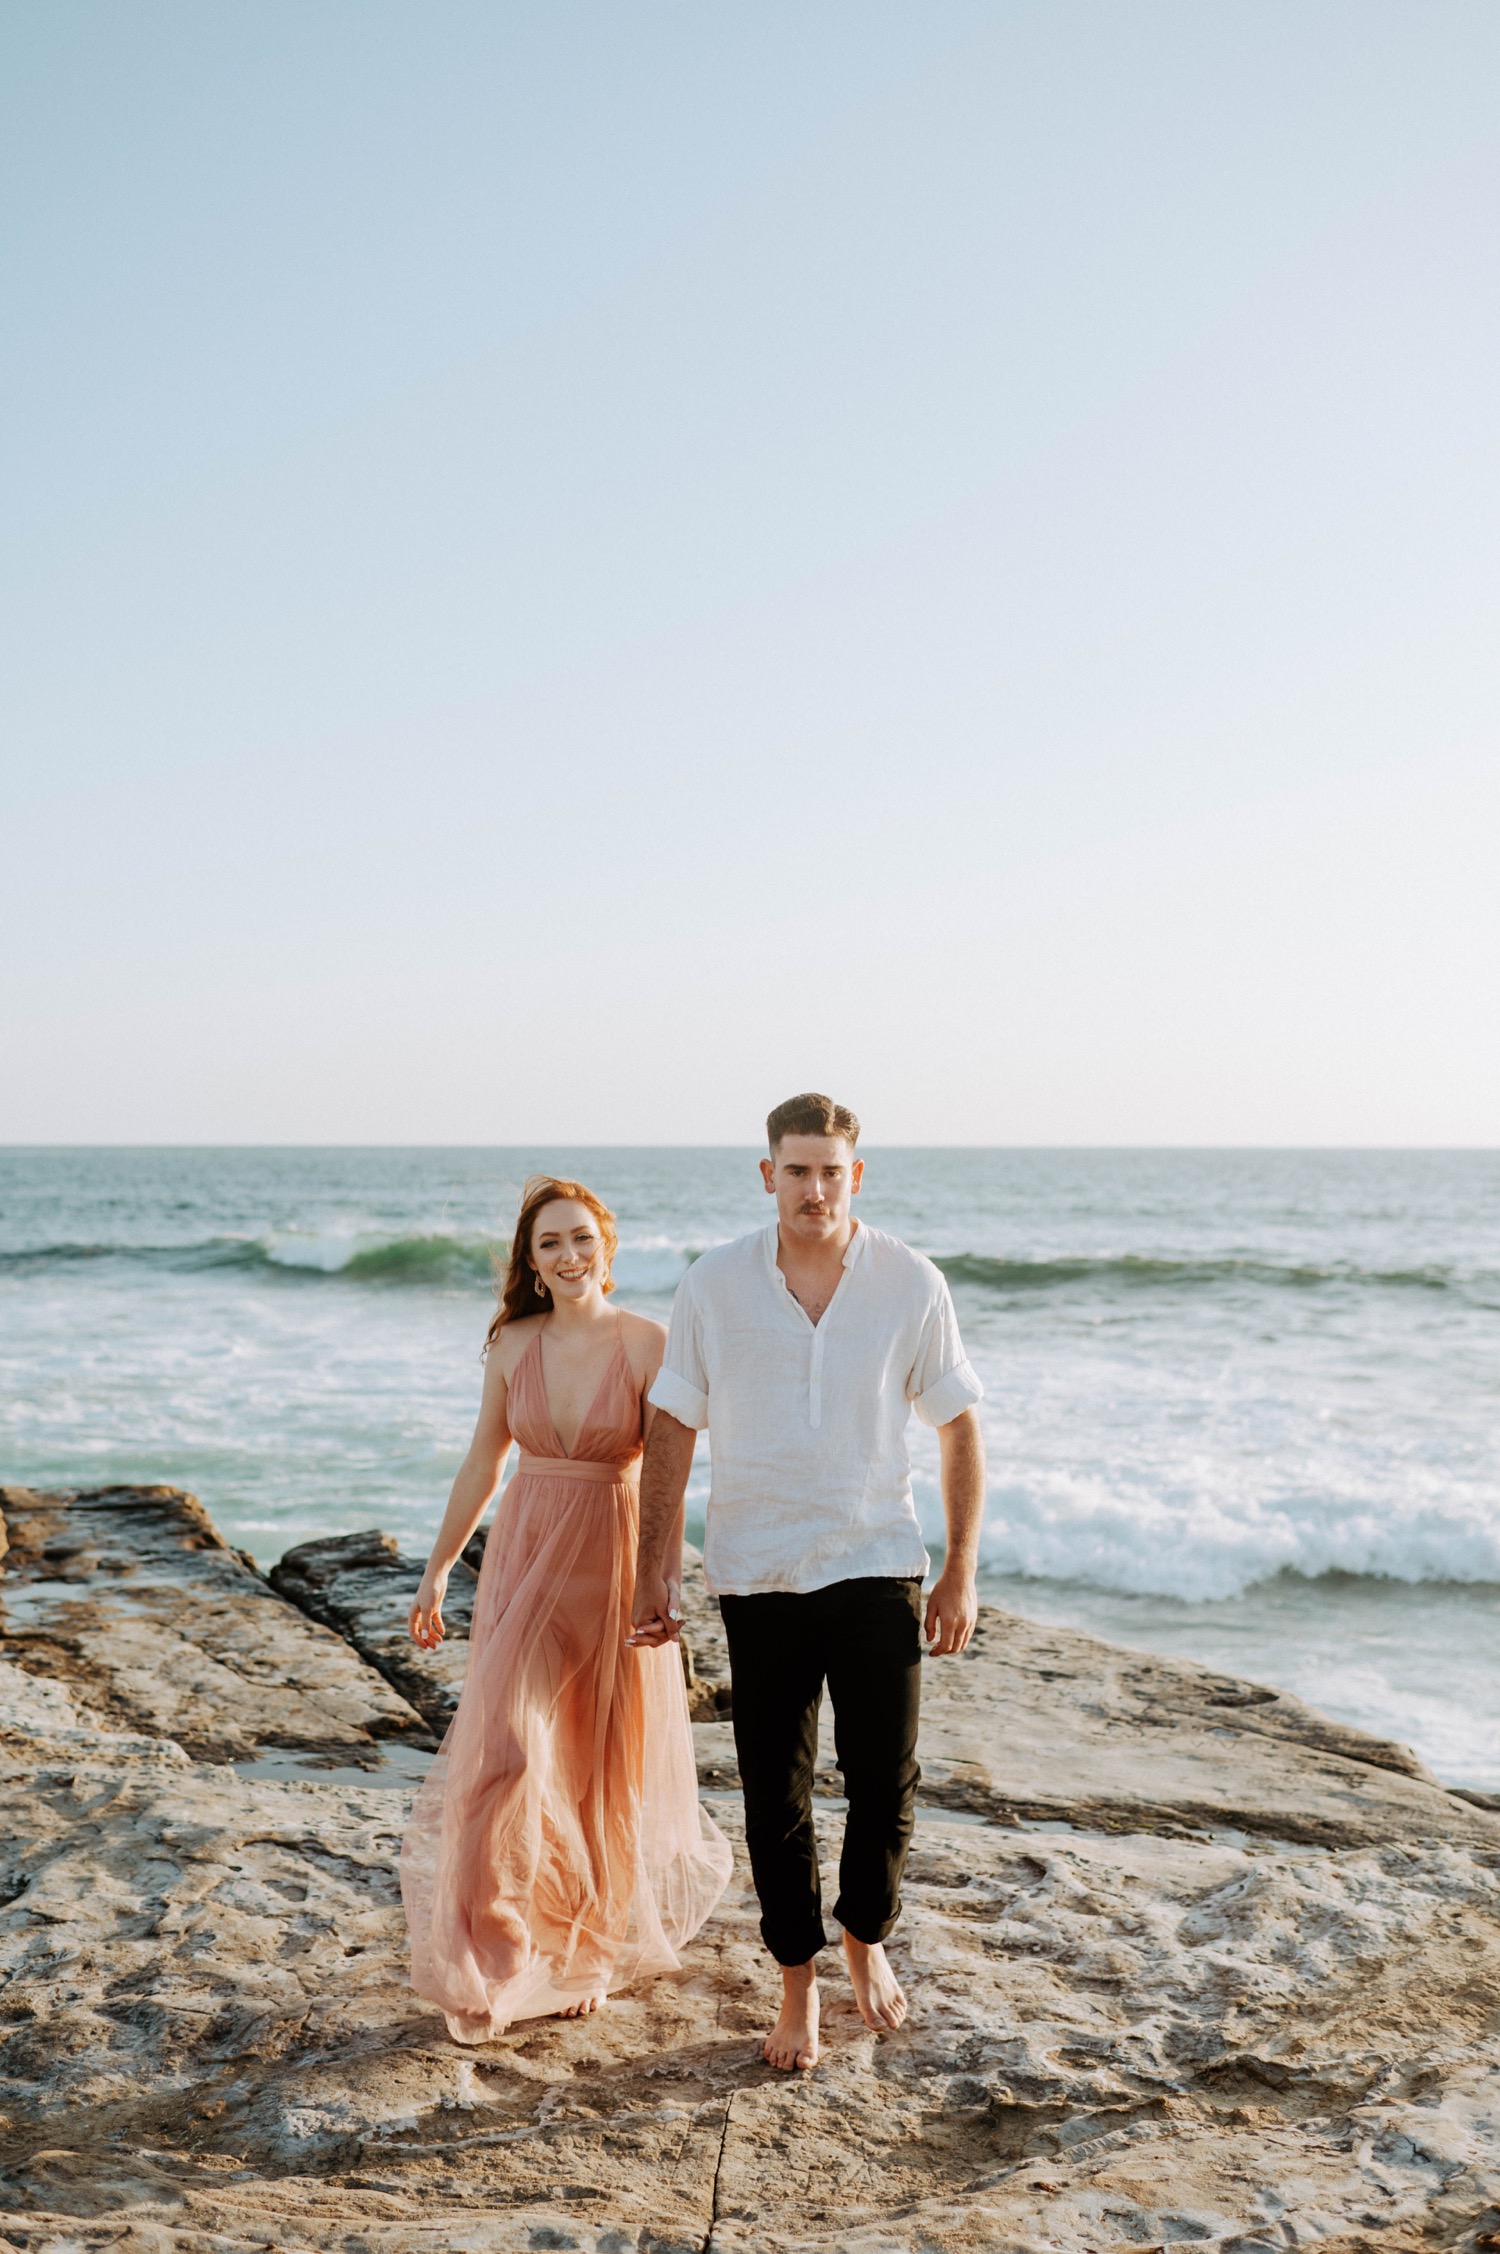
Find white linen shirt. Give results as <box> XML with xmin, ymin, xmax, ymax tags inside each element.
<box><xmin>648</xmin><ymin>1220</ymin><xmax>983</xmax><ymax>1596</ymax></box>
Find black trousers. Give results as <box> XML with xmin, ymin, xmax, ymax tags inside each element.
<box><xmin>718</xmin><ymin>1575</ymin><xmax>923</xmax><ymax>1966</ymax></box>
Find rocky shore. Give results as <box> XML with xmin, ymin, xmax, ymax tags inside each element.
<box><xmin>2</xmin><ymin>1482</ymin><xmax>1497</xmax><ymax>2254</ymax></box>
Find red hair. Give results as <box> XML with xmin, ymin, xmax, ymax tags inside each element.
<box><xmin>485</xmin><ymin>1177</ymin><xmax>618</xmax><ymax>1353</ymax></box>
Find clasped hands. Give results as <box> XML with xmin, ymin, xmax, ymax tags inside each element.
<box><xmin>627</xmin><ymin>1564</ymin><xmax>683</xmax><ymax>1649</ymax></box>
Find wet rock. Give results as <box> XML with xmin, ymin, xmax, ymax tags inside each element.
<box><xmin>2</xmin><ymin>1487</ymin><xmax>1498</xmax><ymax>2253</ymax></box>
<box><xmin>269</xmin><ymin>1527</ymin><xmax>481</xmax><ymax>1733</ymax></box>
<box><xmin>0</xmin><ymin>1485</ymin><xmax>430</xmax><ymax>1764</ymax></box>
<box><xmin>270</xmin><ymin>1527</ymin><xmax>733</xmax><ymax>1729</ymax></box>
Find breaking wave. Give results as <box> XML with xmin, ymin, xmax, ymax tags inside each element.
<box><xmin>0</xmin><ymin>1232</ymin><xmax>494</xmax><ymax>1283</ymax></box>
<box><xmin>0</xmin><ymin>1232</ymin><xmax>702</xmax><ymax>1292</ymax></box>
<box><xmin>959</xmin><ymin>1473</ymin><xmax>1500</xmax><ymax>1602</ymax></box>
<box><xmin>931</xmin><ymin>1251</ymin><xmax>1482</xmax><ymax>1296</ymax></box>
<box><xmin>4</xmin><ymin>1236</ymin><xmax>1489</xmax><ymax>1302</ymax></box>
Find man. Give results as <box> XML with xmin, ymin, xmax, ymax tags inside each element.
<box><xmin>629</xmin><ymin>1093</ymin><xmax>985</xmax><ymax>2071</ymax></box>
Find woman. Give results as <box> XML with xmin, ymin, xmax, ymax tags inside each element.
<box><xmin>400</xmin><ymin>1174</ymin><xmax>731</xmax><ymax>2041</ymax></box>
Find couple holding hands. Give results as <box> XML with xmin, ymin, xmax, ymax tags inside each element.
<box><xmin>401</xmin><ymin>1093</ymin><xmax>984</xmax><ymax>2072</ymax></box>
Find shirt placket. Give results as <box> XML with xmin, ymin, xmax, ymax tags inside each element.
<box><xmin>767</xmin><ymin>1222</ymin><xmax>863</xmax><ymax>1433</ymax></box>
<box><xmin>806</xmin><ymin>1233</ymin><xmax>863</xmax><ymax>1429</ymax></box>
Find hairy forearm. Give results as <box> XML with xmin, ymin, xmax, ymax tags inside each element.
<box><xmin>938</xmin><ymin>1410</ymin><xmax>985</xmax><ymax>1570</ymax></box>
<box><xmin>636</xmin><ymin>1414</ymin><xmax>695</xmax><ymax>1576</ymax></box>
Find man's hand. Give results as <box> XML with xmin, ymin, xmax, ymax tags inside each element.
<box><xmin>928</xmin><ymin>1407</ymin><xmax>984</xmax><ymax>1657</ymax></box>
<box><xmin>628</xmin><ymin>1565</ymin><xmax>683</xmax><ymax>1648</ymax></box>
<box><xmin>923</xmin><ymin>1563</ymin><xmax>977</xmax><ymax>1656</ymax></box>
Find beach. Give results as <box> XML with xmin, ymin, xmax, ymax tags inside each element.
<box><xmin>3</xmin><ymin>1145</ymin><xmax>1497</xmax><ymax>1789</ymax></box>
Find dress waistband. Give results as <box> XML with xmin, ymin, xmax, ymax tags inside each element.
<box><xmin>516</xmin><ymin>1452</ymin><xmax>639</xmax><ymax>1484</ymax></box>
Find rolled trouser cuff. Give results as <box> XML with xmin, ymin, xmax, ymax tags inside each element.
<box><xmin>760</xmin><ymin>1911</ymin><xmax>828</xmax><ymax>1966</ymax></box>
<box><xmin>831</xmin><ymin>1894</ymin><xmax>903</xmax><ymax>1946</ymax></box>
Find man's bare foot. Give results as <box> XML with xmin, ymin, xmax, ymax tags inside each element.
<box><xmin>558</xmin><ymin>1991</ymin><xmax>606</xmax><ymax>2019</ymax></box>
<box><xmin>841</xmin><ymin>1932</ymin><xmax>907</xmax><ymax>2031</ymax></box>
<box><xmin>763</xmin><ymin>1962</ymin><xmax>820</xmax><ymax>2070</ymax></box>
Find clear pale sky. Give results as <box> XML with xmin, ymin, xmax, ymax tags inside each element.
<box><xmin>3</xmin><ymin>1</ymin><xmax>1497</xmax><ymax>1145</ymax></box>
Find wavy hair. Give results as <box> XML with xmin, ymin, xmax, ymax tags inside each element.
<box><xmin>485</xmin><ymin>1176</ymin><xmax>618</xmax><ymax>1353</ymax></box>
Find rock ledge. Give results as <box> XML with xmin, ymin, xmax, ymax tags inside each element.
<box><xmin>2</xmin><ymin>1487</ymin><xmax>1498</xmax><ymax>2254</ymax></box>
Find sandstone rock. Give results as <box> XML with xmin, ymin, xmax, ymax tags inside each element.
<box><xmin>0</xmin><ymin>1485</ymin><xmax>430</xmax><ymax>1765</ymax></box>
<box><xmin>3</xmin><ymin>1488</ymin><xmax>1498</xmax><ymax>2253</ymax></box>
<box><xmin>913</xmin><ymin>1606</ymin><xmax>1499</xmax><ymax>1851</ymax></box>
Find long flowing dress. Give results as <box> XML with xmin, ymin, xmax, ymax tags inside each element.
<box><xmin>400</xmin><ymin>1323</ymin><xmax>732</xmax><ymax>2041</ymax></box>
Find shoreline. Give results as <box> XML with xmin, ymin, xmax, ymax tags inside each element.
<box><xmin>971</xmin><ymin>1564</ymin><xmax>1500</xmax><ymax>1796</ymax></box>
<box><xmin>5</xmin><ymin>1447</ymin><xmax>1497</xmax><ymax>1793</ymax></box>
<box><xmin>8</xmin><ymin>1143</ymin><xmax>1499</xmax><ymax>1802</ymax></box>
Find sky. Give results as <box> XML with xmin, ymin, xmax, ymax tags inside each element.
<box><xmin>3</xmin><ymin>0</ymin><xmax>1497</xmax><ymax>1146</ymax></box>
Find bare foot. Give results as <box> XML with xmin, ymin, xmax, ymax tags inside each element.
<box><xmin>763</xmin><ymin>1962</ymin><xmax>819</xmax><ymax>2071</ymax></box>
<box><xmin>558</xmin><ymin>1991</ymin><xmax>606</xmax><ymax>2020</ymax></box>
<box><xmin>841</xmin><ymin>1932</ymin><xmax>907</xmax><ymax>2031</ymax></box>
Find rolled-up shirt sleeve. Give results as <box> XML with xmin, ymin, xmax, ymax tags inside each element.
<box><xmin>648</xmin><ymin>1270</ymin><xmax>711</xmax><ymax>1430</ymax></box>
<box><xmin>908</xmin><ymin>1275</ymin><xmax>984</xmax><ymax>1428</ymax></box>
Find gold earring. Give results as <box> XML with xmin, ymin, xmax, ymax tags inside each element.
<box><xmin>534</xmin><ymin>1273</ymin><xmax>545</xmax><ymax>1298</ymax></box>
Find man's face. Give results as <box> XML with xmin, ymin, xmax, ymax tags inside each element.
<box><xmin>760</xmin><ymin>1134</ymin><xmax>863</xmax><ymax>1241</ymax></box>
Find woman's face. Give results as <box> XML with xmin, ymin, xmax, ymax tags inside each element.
<box><xmin>529</xmin><ymin>1199</ymin><xmax>607</xmax><ymax>1304</ymax></box>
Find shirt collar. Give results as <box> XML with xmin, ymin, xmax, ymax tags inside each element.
<box><xmin>764</xmin><ymin>1216</ymin><xmax>866</xmax><ymax>1272</ymax></box>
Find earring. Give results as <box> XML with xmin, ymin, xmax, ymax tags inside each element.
<box><xmin>534</xmin><ymin>1273</ymin><xmax>546</xmax><ymax>1298</ymax></box>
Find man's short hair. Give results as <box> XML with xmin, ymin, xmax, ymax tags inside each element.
<box><xmin>766</xmin><ymin>1092</ymin><xmax>861</xmax><ymax>1152</ymax></box>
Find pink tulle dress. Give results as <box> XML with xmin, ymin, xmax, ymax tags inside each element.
<box><xmin>400</xmin><ymin>1322</ymin><xmax>732</xmax><ymax>2041</ymax></box>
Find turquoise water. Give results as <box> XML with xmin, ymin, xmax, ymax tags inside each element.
<box><xmin>1</xmin><ymin>1146</ymin><xmax>1497</xmax><ymax>1785</ymax></box>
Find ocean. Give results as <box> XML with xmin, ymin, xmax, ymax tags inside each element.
<box><xmin>1</xmin><ymin>1146</ymin><xmax>1496</xmax><ymax>1788</ymax></box>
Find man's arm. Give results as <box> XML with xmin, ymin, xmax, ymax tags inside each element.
<box><xmin>628</xmin><ymin>1410</ymin><xmax>696</xmax><ymax>1647</ymax></box>
<box><xmin>924</xmin><ymin>1407</ymin><xmax>985</xmax><ymax>1657</ymax></box>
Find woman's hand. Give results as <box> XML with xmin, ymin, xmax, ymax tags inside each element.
<box><xmin>628</xmin><ymin>1561</ymin><xmax>682</xmax><ymax>1648</ymax></box>
<box><xmin>410</xmin><ymin>1564</ymin><xmax>450</xmax><ymax>1650</ymax></box>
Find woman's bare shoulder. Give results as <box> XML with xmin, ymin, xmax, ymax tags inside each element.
<box><xmin>615</xmin><ymin>1306</ymin><xmax>667</xmax><ymax>1372</ymax></box>
<box><xmin>489</xmin><ymin>1312</ymin><xmax>544</xmax><ymax>1376</ymax></box>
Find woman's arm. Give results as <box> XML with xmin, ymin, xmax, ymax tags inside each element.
<box><xmin>409</xmin><ymin>1340</ymin><xmax>513</xmax><ymax>1650</ymax></box>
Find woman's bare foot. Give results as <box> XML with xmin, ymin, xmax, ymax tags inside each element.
<box><xmin>558</xmin><ymin>1991</ymin><xmax>606</xmax><ymax>2020</ymax></box>
<box><xmin>841</xmin><ymin>1932</ymin><xmax>907</xmax><ymax>2030</ymax></box>
<box><xmin>763</xmin><ymin>1962</ymin><xmax>819</xmax><ymax>2070</ymax></box>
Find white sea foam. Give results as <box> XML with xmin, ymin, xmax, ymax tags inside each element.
<box><xmin>966</xmin><ymin>1470</ymin><xmax>1500</xmax><ymax>1601</ymax></box>
<box><xmin>264</xmin><ymin>1229</ymin><xmax>369</xmax><ymax>1273</ymax></box>
<box><xmin>610</xmin><ymin>1242</ymin><xmax>696</xmax><ymax>1292</ymax></box>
